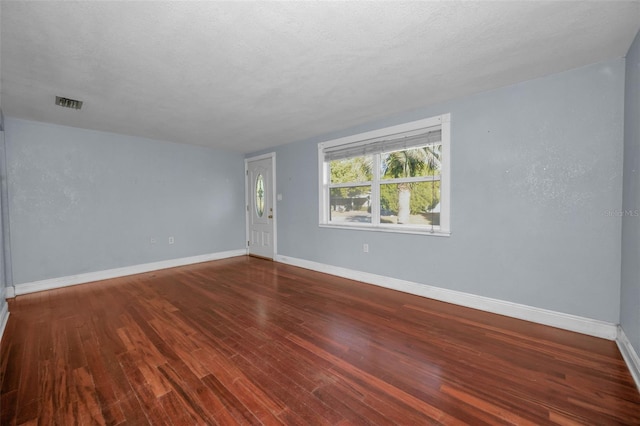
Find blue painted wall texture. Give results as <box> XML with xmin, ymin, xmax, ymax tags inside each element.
<box><xmin>0</xmin><ymin>128</ymin><xmax>7</xmax><ymax>328</ymax></box>
<box><xmin>5</xmin><ymin>119</ymin><xmax>246</xmax><ymax>284</ymax></box>
<box><xmin>621</xmin><ymin>31</ymin><xmax>640</xmax><ymax>354</ymax></box>
<box><xmin>254</xmin><ymin>59</ymin><xmax>626</xmax><ymax>323</ymax></box>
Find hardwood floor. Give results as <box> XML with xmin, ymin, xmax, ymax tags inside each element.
<box><xmin>1</xmin><ymin>256</ymin><xmax>639</xmax><ymax>425</ymax></box>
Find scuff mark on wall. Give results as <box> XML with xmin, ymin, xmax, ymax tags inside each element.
<box><xmin>506</xmin><ymin>124</ymin><xmax>619</xmax><ymax>214</ymax></box>
<box><xmin>9</xmin><ymin>143</ymin><xmax>92</xmax><ymax>224</ymax></box>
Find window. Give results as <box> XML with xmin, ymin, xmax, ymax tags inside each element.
<box><xmin>255</xmin><ymin>174</ymin><xmax>265</xmax><ymax>217</ymax></box>
<box><xmin>318</xmin><ymin>114</ymin><xmax>450</xmax><ymax>235</ymax></box>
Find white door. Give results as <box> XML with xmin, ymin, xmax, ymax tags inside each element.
<box><xmin>247</xmin><ymin>155</ymin><xmax>275</xmax><ymax>259</ymax></box>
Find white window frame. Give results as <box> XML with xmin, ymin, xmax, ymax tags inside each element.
<box><xmin>318</xmin><ymin>113</ymin><xmax>450</xmax><ymax>236</ymax></box>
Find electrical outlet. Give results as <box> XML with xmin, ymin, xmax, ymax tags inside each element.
<box><xmin>150</xmin><ymin>237</ymin><xmax>156</xmax><ymax>244</ymax></box>
<box><xmin>363</xmin><ymin>243</ymin><xmax>369</xmax><ymax>253</ymax></box>
<box><xmin>168</xmin><ymin>236</ymin><xmax>174</xmax><ymax>244</ymax></box>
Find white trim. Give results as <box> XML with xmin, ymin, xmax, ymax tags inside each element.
<box><xmin>318</xmin><ymin>113</ymin><xmax>451</xmax><ymax>235</ymax></box>
<box><xmin>245</xmin><ymin>159</ymin><xmax>250</xmax><ymax>250</ymax></box>
<box><xmin>12</xmin><ymin>249</ymin><xmax>246</xmax><ymax>296</ymax></box>
<box><xmin>245</xmin><ymin>152</ymin><xmax>277</xmax><ymax>259</ymax></box>
<box><xmin>0</xmin><ymin>302</ymin><xmax>9</xmax><ymax>344</ymax></box>
<box><xmin>318</xmin><ymin>144</ymin><xmax>328</xmax><ymax>226</ymax></box>
<box><xmin>275</xmin><ymin>255</ymin><xmax>617</xmax><ymax>340</ymax></box>
<box><xmin>272</xmin><ymin>154</ymin><xmax>278</xmax><ymax>259</ymax></box>
<box><xmin>6</xmin><ymin>286</ymin><xmax>15</xmax><ymax>298</ymax></box>
<box><xmin>617</xmin><ymin>326</ymin><xmax>640</xmax><ymax>391</ymax></box>
<box><xmin>318</xmin><ymin>224</ymin><xmax>451</xmax><ymax>237</ymax></box>
<box><xmin>439</xmin><ymin>113</ymin><xmax>451</xmax><ymax>233</ymax></box>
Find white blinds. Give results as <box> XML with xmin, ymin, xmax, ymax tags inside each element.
<box><xmin>323</xmin><ymin>127</ymin><xmax>441</xmax><ymax>161</ymax></box>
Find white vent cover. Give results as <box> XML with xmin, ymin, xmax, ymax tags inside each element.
<box><xmin>55</xmin><ymin>96</ymin><xmax>83</xmax><ymax>110</ymax></box>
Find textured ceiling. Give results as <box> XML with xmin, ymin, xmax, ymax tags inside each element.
<box><xmin>1</xmin><ymin>1</ymin><xmax>639</xmax><ymax>153</ymax></box>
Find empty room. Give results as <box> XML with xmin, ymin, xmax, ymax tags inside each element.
<box><xmin>1</xmin><ymin>1</ymin><xmax>640</xmax><ymax>424</ymax></box>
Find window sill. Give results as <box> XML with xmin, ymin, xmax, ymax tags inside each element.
<box><xmin>318</xmin><ymin>223</ymin><xmax>451</xmax><ymax>237</ymax></box>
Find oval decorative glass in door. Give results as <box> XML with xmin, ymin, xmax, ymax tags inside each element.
<box><xmin>255</xmin><ymin>174</ymin><xmax>265</xmax><ymax>217</ymax></box>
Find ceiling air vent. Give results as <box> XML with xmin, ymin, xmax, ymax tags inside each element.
<box><xmin>55</xmin><ymin>96</ymin><xmax>83</xmax><ymax>110</ymax></box>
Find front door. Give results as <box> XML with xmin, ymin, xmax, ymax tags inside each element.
<box><xmin>247</xmin><ymin>155</ymin><xmax>275</xmax><ymax>259</ymax></box>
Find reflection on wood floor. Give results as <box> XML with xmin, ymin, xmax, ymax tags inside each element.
<box><xmin>1</xmin><ymin>256</ymin><xmax>639</xmax><ymax>424</ymax></box>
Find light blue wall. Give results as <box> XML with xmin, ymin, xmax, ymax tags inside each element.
<box><xmin>621</xmin><ymin>31</ymin><xmax>640</xmax><ymax>352</ymax></box>
<box><xmin>256</xmin><ymin>59</ymin><xmax>626</xmax><ymax>323</ymax></box>
<box><xmin>0</xmin><ymin>125</ymin><xmax>7</xmax><ymax>332</ymax></box>
<box><xmin>0</xmin><ymin>129</ymin><xmax>4</xmax><ymax>290</ymax></box>
<box><xmin>6</xmin><ymin>118</ymin><xmax>246</xmax><ymax>285</ymax></box>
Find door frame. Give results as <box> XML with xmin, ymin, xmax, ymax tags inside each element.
<box><xmin>245</xmin><ymin>152</ymin><xmax>277</xmax><ymax>258</ymax></box>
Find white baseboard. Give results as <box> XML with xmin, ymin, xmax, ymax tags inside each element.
<box><xmin>617</xmin><ymin>326</ymin><xmax>640</xmax><ymax>391</ymax></box>
<box><xmin>12</xmin><ymin>249</ymin><xmax>246</xmax><ymax>296</ymax></box>
<box><xmin>276</xmin><ymin>255</ymin><xmax>618</xmax><ymax>340</ymax></box>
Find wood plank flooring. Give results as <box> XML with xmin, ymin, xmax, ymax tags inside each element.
<box><xmin>1</xmin><ymin>256</ymin><xmax>639</xmax><ymax>425</ymax></box>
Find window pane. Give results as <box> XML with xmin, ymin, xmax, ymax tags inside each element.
<box><xmin>255</xmin><ymin>174</ymin><xmax>265</xmax><ymax>217</ymax></box>
<box><xmin>380</xmin><ymin>143</ymin><xmax>442</xmax><ymax>180</ymax></box>
<box><xmin>380</xmin><ymin>181</ymin><xmax>440</xmax><ymax>226</ymax></box>
<box><xmin>330</xmin><ymin>156</ymin><xmax>373</xmax><ymax>184</ymax></box>
<box><xmin>330</xmin><ymin>186</ymin><xmax>371</xmax><ymax>223</ymax></box>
